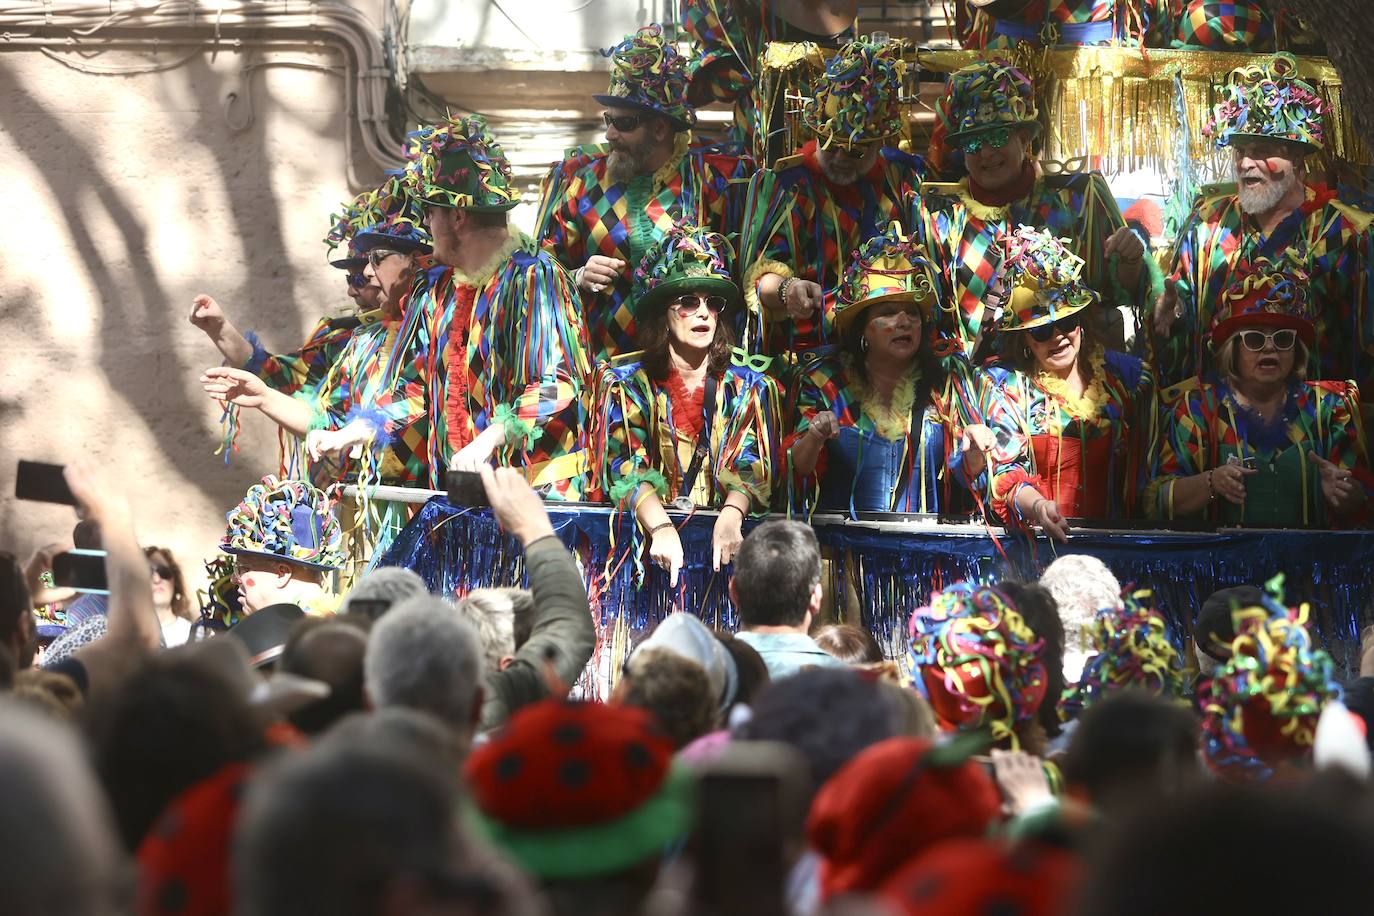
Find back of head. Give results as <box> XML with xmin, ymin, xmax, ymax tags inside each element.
<box><xmin>1037</xmin><ymin>554</ymin><xmax>1121</xmax><ymax>656</ymax></box>
<box><xmin>0</xmin><ymin>700</ymin><xmax>123</xmax><ymax>916</ymax></box>
<box><xmin>364</xmin><ymin>596</ymin><xmax>483</xmax><ymax>733</ymax></box>
<box><xmin>73</xmin><ymin>519</ymin><xmax>103</xmax><ymax>551</ymax></box>
<box><xmin>0</xmin><ymin>552</ymin><xmax>34</xmax><ymax>680</ymax></box>
<box><xmin>322</xmin><ymin>707</ymin><xmax>469</xmax><ymax>779</ymax></box>
<box><xmin>1061</xmin><ymin>690</ymin><xmax>1200</xmax><ymax>816</ymax></box>
<box><xmin>455</xmin><ymin>587</ymin><xmax>532</xmax><ymax>674</ymax></box>
<box><xmin>91</xmin><ymin>651</ymin><xmax>264</xmax><ymax>850</ymax></box>
<box><xmin>339</xmin><ymin>567</ymin><xmax>429</xmax><ymax>618</ymax></box>
<box><xmin>739</xmin><ymin>667</ymin><xmax>897</xmax><ymax>800</ymax></box>
<box><xmin>280</xmin><ymin>621</ymin><xmax>369</xmax><ymax>735</ymax></box>
<box><xmin>732</xmin><ymin>520</ymin><xmax>821</xmax><ymax>628</ymax></box>
<box><xmin>1196</xmin><ymin>585</ymin><xmax>1261</xmax><ymax>659</ymax></box>
<box><xmin>814</xmin><ymin>624</ymin><xmax>884</xmax><ymax>665</ymax></box>
<box><xmin>714</xmin><ymin>631</ymin><xmax>769</xmax><ymax>710</ymax></box>
<box><xmin>619</xmin><ymin>648</ymin><xmax>719</xmax><ymax>748</ymax></box>
<box><xmin>1077</xmin><ymin>781</ymin><xmax>1374</xmax><ymax>916</ymax></box>
<box><xmin>235</xmin><ymin>742</ymin><xmax>463</xmax><ymax>916</ymax></box>
<box><xmin>998</xmin><ymin>581</ymin><xmax>1066</xmax><ymax>739</ymax></box>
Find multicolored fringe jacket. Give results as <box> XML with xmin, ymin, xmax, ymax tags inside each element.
<box><xmin>409</xmin><ymin>230</ymin><xmax>594</xmax><ymax>499</ymax></box>
<box><xmin>243</xmin><ymin>316</ymin><xmax>362</xmax><ymax>396</ymax></box>
<box><xmin>957</xmin><ymin>0</ymin><xmax>1172</xmax><ymax>49</ymax></box>
<box><xmin>973</xmin><ymin>347</ymin><xmax>1158</xmax><ymax>525</ymax></box>
<box><xmin>787</xmin><ymin>352</ymin><xmax>980</xmax><ymax>515</ymax></box>
<box><xmin>911</xmin><ymin>172</ymin><xmax>1144</xmax><ymax>355</ymax></box>
<box><xmin>739</xmin><ymin>141</ymin><xmax>925</xmax><ymax>355</ymax></box>
<box><xmin>1158</xmin><ymin>183</ymin><xmax>1374</xmax><ymax>390</ymax></box>
<box><xmin>1145</xmin><ymin>379</ymin><xmax>1372</xmax><ymax>527</ymax></box>
<box><xmin>591</xmin><ymin>358</ymin><xmax>780</xmax><ymax>511</ymax></box>
<box><xmin>305</xmin><ymin>266</ymin><xmax>448</xmax><ymax>487</ymax></box>
<box><xmin>534</xmin><ymin>134</ymin><xmax>753</xmax><ymax>359</ymax></box>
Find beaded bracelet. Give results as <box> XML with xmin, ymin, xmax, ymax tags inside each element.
<box><xmin>720</xmin><ymin>503</ymin><xmax>746</xmax><ymax>521</ymax></box>
<box><xmin>1206</xmin><ymin>469</ymin><xmax>1216</xmax><ymax>502</ymax></box>
<box><xmin>647</xmin><ymin>521</ymin><xmax>674</xmax><ymax>537</ymax></box>
<box><xmin>777</xmin><ymin>276</ymin><xmax>795</xmax><ymax>309</ymax></box>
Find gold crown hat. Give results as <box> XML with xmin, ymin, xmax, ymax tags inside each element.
<box><xmin>995</xmin><ymin>225</ymin><xmax>1099</xmax><ymax>333</ymax></box>
<box><xmin>801</xmin><ymin>36</ymin><xmax>907</xmax><ymax>151</ymax></box>
<box><xmin>833</xmin><ymin>223</ymin><xmax>941</xmax><ymax>335</ymax></box>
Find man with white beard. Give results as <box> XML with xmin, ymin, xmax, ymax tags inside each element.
<box><xmin>1153</xmin><ymin>53</ymin><xmax>1374</xmax><ymax>393</ymax></box>
<box><xmin>536</xmin><ymin>24</ymin><xmax>752</xmax><ymax>360</ymax></box>
<box><xmin>737</xmin><ymin>36</ymin><xmax>925</xmax><ymax>355</ymax></box>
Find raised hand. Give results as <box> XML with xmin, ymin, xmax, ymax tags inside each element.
<box><xmin>784</xmin><ymin>279</ymin><xmax>824</xmax><ymax>320</ymax></box>
<box><xmin>1152</xmin><ymin>277</ymin><xmax>1180</xmax><ymax>337</ymax></box>
<box><xmin>189</xmin><ymin>294</ymin><xmax>228</xmax><ymax>335</ymax></box>
<box><xmin>200</xmin><ymin>366</ymin><xmax>267</xmax><ymax>408</ymax></box>
<box><xmin>578</xmin><ymin>255</ymin><xmax>626</xmax><ymax>295</ymax></box>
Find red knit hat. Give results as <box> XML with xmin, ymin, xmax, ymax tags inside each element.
<box><xmin>806</xmin><ymin>735</ymin><xmax>1002</xmax><ymax>901</ymax></box>
<box><xmin>135</xmin><ymin>762</ymin><xmax>251</xmax><ymax>916</ymax></box>
<box><xmin>463</xmin><ymin>699</ymin><xmax>692</xmax><ymax>879</ymax></box>
<box><xmin>879</xmin><ymin>837</ymin><xmax>1080</xmax><ymax>916</ymax></box>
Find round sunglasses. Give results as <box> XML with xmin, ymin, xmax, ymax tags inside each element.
<box><xmin>671</xmin><ymin>294</ymin><xmax>727</xmax><ymax>317</ymax></box>
<box><xmin>1237</xmin><ymin>329</ymin><xmax>1297</xmax><ymax>352</ymax></box>
<box><xmin>1027</xmin><ymin>312</ymin><xmax>1082</xmax><ymax>342</ymax></box>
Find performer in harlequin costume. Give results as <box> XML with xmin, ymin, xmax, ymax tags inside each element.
<box><xmin>737</xmin><ymin>36</ymin><xmax>925</xmax><ymax>355</ymax></box>
<box><xmin>1145</xmin><ymin>261</ymin><xmax>1372</xmax><ymax>527</ymax></box>
<box><xmin>955</xmin><ymin>0</ymin><xmax>1174</xmax><ymax>49</ymax></box>
<box><xmin>1058</xmin><ymin>589</ymin><xmax>1185</xmax><ymax>723</ymax></box>
<box><xmin>912</xmin><ymin>61</ymin><xmax>1148</xmax><ymax>357</ymax></box>
<box><xmin>1199</xmin><ymin>591</ymin><xmax>1340</xmax><ymax>783</ymax></box>
<box><xmin>679</xmin><ymin>0</ymin><xmax>857</xmax><ymax>150</ymax></box>
<box><xmin>201</xmin><ymin>176</ymin><xmax>445</xmax><ymax>490</ymax></box>
<box><xmin>535</xmin><ymin>24</ymin><xmax>753</xmax><ymax>360</ymax></box>
<box><xmin>974</xmin><ymin>227</ymin><xmax>1158</xmax><ymax>540</ymax></box>
<box><xmin>410</xmin><ymin>115</ymin><xmax>593</xmax><ymax>497</ymax></box>
<box><xmin>786</xmin><ymin>224</ymin><xmax>980</xmax><ymax>515</ymax></box>
<box><xmin>591</xmin><ymin>225</ymin><xmax>779</xmax><ymax>583</ymax></box>
<box><xmin>908</xmin><ymin>582</ymin><xmax>1050</xmax><ymax>753</ymax></box>
<box><xmin>1153</xmin><ymin>53</ymin><xmax>1374</xmax><ymax>391</ymax></box>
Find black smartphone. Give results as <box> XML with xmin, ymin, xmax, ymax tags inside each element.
<box><xmin>15</xmin><ymin>460</ymin><xmax>77</xmax><ymax>506</ymax></box>
<box><xmin>52</xmin><ymin>550</ymin><xmax>109</xmax><ymax>593</ymax></box>
<box><xmin>347</xmin><ymin>598</ymin><xmax>391</xmax><ymax>622</ymax></box>
<box><xmin>446</xmin><ymin>470</ymin><xmax>490</xmax><ymax>508</ymax></box>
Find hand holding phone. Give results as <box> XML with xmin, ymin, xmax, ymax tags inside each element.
<box><xmin>51</xmin><ymin>549</ymin><xmax>109</xmax><ymax>594</ymax></box>
<box><xmin>15</xmin><ymin>460</ymin><xmax>76</xmax><ymax>506</ymax></box>
<box><xmin>446</xmin><ymin>470</ymin><xmax>490</xmax><ymax>508</ymax></box>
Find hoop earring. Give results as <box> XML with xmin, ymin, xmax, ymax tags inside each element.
<box><xmin>861</xmin><ymin>337</ymin><xmax>869</xmax><ymax>352</ymax></box>
<box><xmin>1021</xmin><ymin>347</ymin><xmax>1032</xmax><ymax>361</ymax></box>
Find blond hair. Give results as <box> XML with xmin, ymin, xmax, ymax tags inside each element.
<box><xmin>454</xmin><ymin>588</ymin><xmax>533</xmax><ymax>673</ymax></box>
<box><xmin>1214</xmin><ymin>333</ymin><xmax>1309</xmax><ymax>387</ymax></box>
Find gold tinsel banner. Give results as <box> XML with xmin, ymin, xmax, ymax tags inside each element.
<box><xmin>757</xmin><ymin>44</ymin><xmax>1364</xmax><ymax>173</ymax></box>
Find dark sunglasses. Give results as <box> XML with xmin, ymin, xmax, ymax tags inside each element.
<box><xmin>1027</xmin><ymin>312</ymin><xmax>1082</xmax><ymax>342</ymax></box>
<box><xmin>604</xmin><ymin>112</ymin><xmax>645</xmax><ymax>133</ymax></box>
<box><xmin>367</xmin><ymin>248</ymin><xmax>403</xmax><ymax>267</ymax></box>
<box><xmin>961</xmin><ymin>125</ymin><xmax>1012</xmax><ymax>155</ymax></box>
<box><xmin>346</xmin><ymin>271</ymin><xmax>367</xmax><ymax>289</ymax></box>
<box><xmin>840</xmin><ymin>142</ymin><xmax>877</xmax><ymax>159</ymax></box>
<box><xmin>1237</xmin><ymin>328</ymin><xmax>1297</xmax><ymax>352</ymax></box>
<box><xmin>671</xmin><ymin>294</ymin><xmax>727</xmax><ymax>316</ymax></box>
<box><xmin>150</xmin><ymin>564</ymin><xmax>175</xmax><ymax>581</ymax></box>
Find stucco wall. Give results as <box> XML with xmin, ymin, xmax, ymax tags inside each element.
<box><xmin>0</xmin><ymin>36</ymin><xmax>385</xmax><ymax>594</ymax></box>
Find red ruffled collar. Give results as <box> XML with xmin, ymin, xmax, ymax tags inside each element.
<box><xmin>666</xmin><ymin>366</ymin><xmax>708</xmax><ymax>436</ymax></box>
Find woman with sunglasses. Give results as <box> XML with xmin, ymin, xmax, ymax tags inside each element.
<box><xmin>202</xmin><ymin>179</ymin><xmax>441</xmax><ymax>486</ymax></box>
<box><xmin>592</xmin><ymin>226</ymin><xmax>778</xmax><ymax>585</ymax></box>
<box><xmin>788</xmin><ymin>225</ymin><xmax>978</xmax><ymax>515</ymax></box>
<box><xmin>1146</xmin><ymin>262</ymin><xmax>1370</xmax><ymax>526</ymax></box>
<box><xmin>144</xmin><ymin>547</ymin><xmax>194</xmax><ymax>647</ymax></box>
<box><xmin>971</xmin><ymin>227</ymin><xmax>1158</xmax><ymax>541</ymax></box>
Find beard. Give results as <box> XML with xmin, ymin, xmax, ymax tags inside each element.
<box><xmin>1236</xmin><ymin>166</ymin><xmax>1300</xmax><ymax>216</ymax></box>
<box><xmin>607</xmin><ymin>132</ymin><xmax>658</xmax><ymax>184</ymax></box>
<box><xmin>818</xmin><ymin>148</ymin><xmax>873</xmax><ymax>186</ymax></box>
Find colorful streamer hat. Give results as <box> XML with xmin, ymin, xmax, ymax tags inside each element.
<box><xmin>323</xmin><ymin>189</ymin><xmax>373</xmax><ymax>270</ymax></box>
<box><xmin>220</xmin><ymin>476</ymin><xmax>344</xmax><ymax>572</ymax></box>
<box><xmin>1058</xmin><ymin>589</ymin><xmax>1186</xmax><ymax>722</ymax></box>
<box><xmin>463</xmin><ymin>699</ymin><xmax>693</xmax><ymax>879</ymax></box>
<box><xmin>907</xmin><ymin>583</ymin><xmax>1048</xmax><ymax>748</ymax></box>
<box><xmin>1172</xmin><ymin>0</ymin><xmax>1275</xmax><ymax>51</ymax></box>
<box><xmin>935</xmin><ymin>59</ymin><xmax>1039</xmax><ymax>144</ymax></box>
<box><xmin>801</xmin><ymin>36</ymin><xmax>907</xmax><ymax>151</ymax></box>
<box><xmin>350</xmin><ymin>174</ymin><xmax>433</xmax><ymax>255</ymax></box>
<box><xmin>593</xmin><ymin>24</ymin><xmax>695</xmax><ymax>130</ymax></box>
<box><xmin>1200</xmin><ymin>589</ymin><xmax>1340</xmax><ymax>783</ymax></box>
<box><xmin>1209</xmin><ymin>257</ymin><xmax>1315</xmax><ymax>347</ymax></box>
<box><xmin>631</xmin><ymin>223</ymin><xmax>741</xmax><ymax>317</ymax></box>
<box><xmin>995</xmin><ymin>225</ymin><xmax>1100</xmax><ymax>333</ymax></box>
<box><xmin>834</xmin><ymin>222</ymin><xmax>941</xmax><ymax>335</ymax></box>
<box><xmin>1206</xmin><ymin>53</ymin><xmax>1326</xmax><ymax>151</ymax></box>
<box><xmin>404</xmin><ymin>115</ymin><xmax>520</xmax><ymax>212</ymax></box>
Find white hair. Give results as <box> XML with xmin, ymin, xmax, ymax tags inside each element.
<box><xmin>1038</xmin><ymin>555</ymin><xmax>1123</xmax><ymax>658</ymax></box>
<box><xmin>453</xmin><ymin>588</ymin><xmax>531</xmax><ymax>674</ymax></box>
<box><xmin>340</xmin><ymin>567</ymin><xmax>429</xmax><ymax>615</ymax></box>
<box><xmin>364</xmin><ymin>596</ymin><xmax>483</xmax><ymax>731</ymax></box>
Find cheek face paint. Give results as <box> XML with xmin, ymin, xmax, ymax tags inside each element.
<box><xmin>1263</xmin><ymin>157</ymin><xmax>1284</xmax><ymax>175</ymax></box>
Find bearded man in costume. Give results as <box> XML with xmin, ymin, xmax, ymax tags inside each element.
<box><xmin>536</xmin><ymin>24</ymin><xmax>753</xmax><ymax>360</ymax></box>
